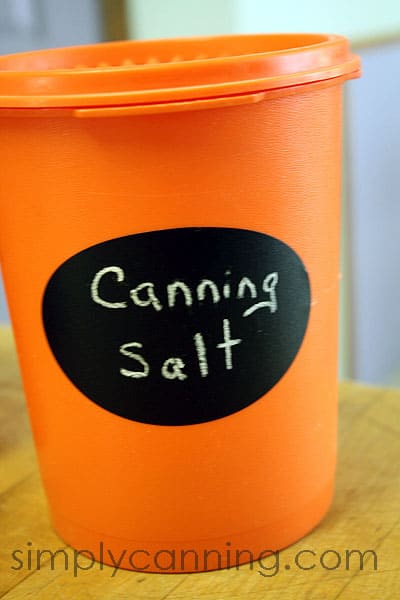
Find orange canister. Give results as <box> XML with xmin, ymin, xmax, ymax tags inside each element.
<box><xmin>0</xmin><ymin>34</ymin><xmax>360</xmax><ymax>573</ymax></box>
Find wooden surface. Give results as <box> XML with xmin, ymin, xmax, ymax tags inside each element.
<box><xmin>0</xmin><ymin>324</ymin><xmax>399</xmax><ymax>599</ymax></box>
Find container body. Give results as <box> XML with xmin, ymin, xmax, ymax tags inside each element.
<box><xmin>0</xmin><ymin>79</ymin><xmax>342</xmax><ymax>572</ymax></box>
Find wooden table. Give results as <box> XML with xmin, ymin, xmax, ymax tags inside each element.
<box><xmin>1</xmin><ymin>325</ymin><xmax>399</xmax><ymax>599</ymax></box>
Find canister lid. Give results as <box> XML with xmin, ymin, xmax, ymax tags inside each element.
<box><xmin>0</xmin><ymin>33</ymin><xmax>360</xmax><ymax>108</ymax></box>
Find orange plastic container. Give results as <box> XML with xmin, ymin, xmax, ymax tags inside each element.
<box><xmin>0</xmin><ymin>34</ymin><xmax>360</xmax><ymax>573</ymax></box>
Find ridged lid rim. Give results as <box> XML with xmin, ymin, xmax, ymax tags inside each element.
<box><xmin>0</xmin><ymin>33</ymin><xmax>361</xmax><ymax>108</ymax></box>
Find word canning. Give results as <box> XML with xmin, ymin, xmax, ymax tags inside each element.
<box><xmin>90</xmin><ymin>266</ymin><xmax>279</xmax><ymax>318</ymax></box>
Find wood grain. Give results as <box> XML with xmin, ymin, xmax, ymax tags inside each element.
<box><xmin>0</xmin><ymin>325</ymin><xmax>399</xmax><ymax>599</ymax></box>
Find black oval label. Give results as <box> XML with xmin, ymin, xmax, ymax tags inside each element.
<box><xmin>42</xmin><ymin>228</ymin><xmax>310</xmax><ymax>425</ymax></box>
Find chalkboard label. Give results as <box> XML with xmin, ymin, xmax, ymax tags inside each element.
<box><xmin>42</xmin><ymin>228</ymin><xmax>311</xmax><ymax>425</ymax></box>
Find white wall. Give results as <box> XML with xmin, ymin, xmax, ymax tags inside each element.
<box><xmin>235</xmin><ymin>0</ymin><xmax>400</xmax><ymax>42</ymax></box>
<box><xmin>127</xmin><ymin>0</ymin><xmax>400</xmax><ymax>43</ymax></box>
<box><xmin>127</xmin><ymin>0</ymin><xmax>236</xmax><ymax>39</ymax></box>
<box><xmin>0</xmin><ymin>273</ymin><xmax>8</xmax><ymax>322</ymax></box>
<box><xmin>0</xmin><ymin>0</ymin><xmax>102</xmax><ymax>53</ymax></box>
<box><xmin>347</xmin><ymin>41</ymin><xmax>400</xmax><ymax>385</ymax></box>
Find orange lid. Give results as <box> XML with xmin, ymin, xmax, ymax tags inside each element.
<box><xmin>0</xmin><ymin>34</ymin><xmax>360</xmax><ymax>109</ymax></box>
